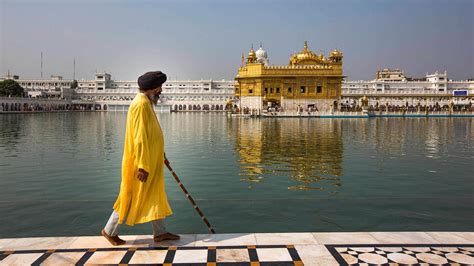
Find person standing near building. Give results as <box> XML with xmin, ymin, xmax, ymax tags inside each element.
<box><xmin>101</xmin><ymin>71</ymin><xmax>179</xmax><ymax>245</ymax></box>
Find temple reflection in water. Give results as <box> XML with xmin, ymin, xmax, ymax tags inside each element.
<box><xmin>231</xmin><ymin>118</ymin><xmax>343</xmax><ymax>192</ymax></box>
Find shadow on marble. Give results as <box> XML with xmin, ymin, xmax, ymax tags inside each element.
<box><xmin>132</xmin><ymin>234</ymin><xmax>197</xmax><ymax>247</ymax></box>
<box><xmin>195</xmin><ymin>233</ymin><xmax>256</xmax><ymax>246</ymax></box>
<box><xmin>67</xmin><ymin>235</ymin><xmax>136</xmax><ymax>249</ymax></box>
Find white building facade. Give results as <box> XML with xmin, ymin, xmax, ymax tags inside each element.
<box><xmin>341</xmin><ymin>71</ymin><xmax>474</xmax><ymax>108</ymax></box>
<box><xmin>3</xmin><ymin>70</ymin><xmax>473</xmax><ymax>111</ymax></box>
<box><xmin>3</xmin><ymin>72</ymin><xmax>236</xmax><ymax>112</ymax></box>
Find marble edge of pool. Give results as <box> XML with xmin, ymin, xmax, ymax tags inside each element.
<box><xmin>0</xmin><ymin>232</ymin><xmax>473</xmax><ymax>250</ymax></box>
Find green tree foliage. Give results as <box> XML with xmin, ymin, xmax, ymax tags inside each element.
<box><xmin>71</xmin><ymin>80</ymin><xmax>78</xmax><ymax>89</ymax></box>
<box><xmin>0</xmin><ymin>80</ymin><xmax>25</xmax><ymax>97</ymax></box>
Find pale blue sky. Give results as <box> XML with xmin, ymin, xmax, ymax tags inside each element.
<box><xmin>1</xmin><ymin>0</ymin><xmax>473</xmax><ymax>81</ymax></box>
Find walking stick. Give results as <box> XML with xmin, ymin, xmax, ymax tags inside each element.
<box><xmin>164</xmin><ymin>157</ymin><xmax>216</xmax><ymax>234</ymax></box>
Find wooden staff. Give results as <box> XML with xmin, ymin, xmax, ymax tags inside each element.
<box><xmin>164</xmin><ymin>157</ymin><xmax>216</xmax><ymax>234</ymax></box>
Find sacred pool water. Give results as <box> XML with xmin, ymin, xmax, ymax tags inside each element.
<box><xmin>0</xmin><ymin>113</ymin><xmax>472</xmax><ymax>237</ymax></box>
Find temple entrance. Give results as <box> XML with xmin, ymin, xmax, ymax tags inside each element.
<box><xmin>264</xmin><ymin>99</ymin><xmax>281</xmax><ymax>112</ymax></box>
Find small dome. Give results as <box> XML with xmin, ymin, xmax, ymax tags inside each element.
<box><xmin>256</xmin><ymin>46</ymin><xmax>267</xmax><ymax>59</ymax></box>
<box><xmin>246</xmin><ymin>46</ymin><xmax>257</xmax><ymax>63</ymax></box>
<box><xmin>255</xmin><ymin>45</ymin><xmax>269</xmax><ymax>66</ymax></box>
<box><xmin>330</xmin><ymin>48</ymin><xmax>343</xmax><ymax>57</ymax></box>
<box><xmin>248</xmin><ymin>48</ymin><xmax>256</xmax><ymax>58</ymax></box>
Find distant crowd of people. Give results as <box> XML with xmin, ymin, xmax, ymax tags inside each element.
<box><xmin>233</xmin><ymin>102</ymin><xmax>473</xmax><ymax>115</ymax></box>
<box><xmin>340</xmin><ymin>103</ymin><xmax>473</xmax><ymax>112</ymax></box>
<box><xmin>0</xmin><ymin>102</ymin><xmax>96</xmax><ymax>112</ymax></box>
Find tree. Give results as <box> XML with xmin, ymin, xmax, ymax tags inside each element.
<box><xmin>71</xmin><ymin>80</ymin><xmax>78</xmax><ymax>89</ymax></box>
<box><xmin>0</xmin><ymin>80</ymin><xmax>25</xmax><ymax>97</ymax></box>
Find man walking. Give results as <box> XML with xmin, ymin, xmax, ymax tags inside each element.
<box><xmin>102</xmin><ymin>71</ymin><xmax>179</xmax><ymax>245</ymax></box>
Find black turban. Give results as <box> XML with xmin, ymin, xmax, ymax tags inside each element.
<box><xmin>137</xmin><ymin>71</ymin><xmax>167</xmax><ymax>91</ymax></box>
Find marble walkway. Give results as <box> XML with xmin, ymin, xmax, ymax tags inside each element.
<box><xmin>0</xmin><ymin>232</ymin><xmax>473</xmax><ymax>265</ymax></box>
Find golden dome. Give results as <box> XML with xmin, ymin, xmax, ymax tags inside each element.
<box><xmin>296</xmin><ymin>41</ymin><xmax>318</xmax><ymax>60</ymax></box>
<box><xmin>290</xmin><ymin>41</ymin><xmax>321</xmax><ymax>65</ymax></box>
<box><xmin>247</xmin><ymin>46</ymin><xmax>257</xmax><ymax>63</ymax></box>
<box><xmin>248</xmin><ymin>48</ymin><xmax>256</xmax><ymax>58</ymax></box>
<box><xmin>330</xmin><ymin>48</ymin><xmax>343</xmax><ymax>57</ymax></box>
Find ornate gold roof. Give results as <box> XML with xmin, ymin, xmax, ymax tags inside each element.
<box><xmin>247</xmin><ymin>46</ymin><xmax>256</xmax><ymax>63</ymax></box>
<box><xmin>290</xmin><ymin>41</ymin><xmax>323</xmax><ymax>65</ymax></box>
<box><xmin>330</xmin><ymin>48</ymin><xmax>343</xmax><ymax>58</ymax></box>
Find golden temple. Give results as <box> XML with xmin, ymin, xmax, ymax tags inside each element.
<box><xmin>235</xmin><ymin>41</ymin><xmax>344</xmax><ymax>112</ymax></box>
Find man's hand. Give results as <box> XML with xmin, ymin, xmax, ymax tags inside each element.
<box><xmin>137</xmin><ymin>168</ymin><xmax>149</xmax><ymax>183</ymax></box>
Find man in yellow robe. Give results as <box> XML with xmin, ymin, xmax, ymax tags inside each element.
<box><xmin>101</xmin><ymin>71</ymin><xmax>179</xmax><ymax>245</ymax></box>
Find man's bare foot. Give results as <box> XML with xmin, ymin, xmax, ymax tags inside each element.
<box><xmin>153</xmin><ymin>232</ymin><xmax>180</xmax><ymax>242</ymax></box>
<box><xmin>101</xmin><ymin>229</ymin><xmax>126</xmax><ymax>246</ymax></box>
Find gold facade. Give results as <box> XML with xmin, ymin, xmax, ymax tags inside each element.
<box><xmin>235</xmin><ymin>41</ymin><xmax>344</xmax><ymax>112</ymax></box>
<box><xmin>232</xmin><ymin>118</ymin><xmax>343</xmax><ymax>191</ymax></box>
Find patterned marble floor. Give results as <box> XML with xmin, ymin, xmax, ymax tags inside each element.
<box><xmin>0</xmin><ymin>232</ymin><xmax>472</xmax><ymax>265</ymax></box>
<box><xmin>327</xmin><ymin>244</ymin><xmax>474</xmax><ymax>265</ymax></box>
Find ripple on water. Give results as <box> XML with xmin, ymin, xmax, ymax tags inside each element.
<box><xmin>0</xmin><ymin>114</ymin><xmax>473</xmax><ymax>237</ymax></box>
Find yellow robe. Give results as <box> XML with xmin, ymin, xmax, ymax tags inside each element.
<box><xmin>113</xmin><ymin>93</ymin><xmax>173</xmax><ymax>225</ymax></box>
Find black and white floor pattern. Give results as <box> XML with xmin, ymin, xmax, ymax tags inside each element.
<box><xmin>326</xmin><ymin>244</ymin><xmax>474</xmax><ymax>265</ymax></box>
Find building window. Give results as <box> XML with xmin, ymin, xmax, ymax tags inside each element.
<box><xmin>276</xmin><ymin>87</ymin><xmax>280</xmax><ymax>93</ymax></box>
<box><xmin>288</xmin><ymin>87</ymin><xmax>292</xmax><ymax>93</ymax></box>
<box><xmin>270</xmin><ymin>88</ymin><xmax>274</xmax><ymax>93</ymax></box>
<box><xmin>264</xmin><ymin>88</ymin><xmax>268</xmax><ymax>94</ymax></box>
<box><xmin>317</xmin><ymin>86</ymin><xmax>322</xmax><ymax>93</ymax></box>
<box><xmin>249</xmin><ymin>89</ymin><xmax>253</xmax><ymax>94</ymax></box>
<box><xmin>300</xmin><ymin>86</ymin><xmax>306</xmax><ymax>93</ymax></box>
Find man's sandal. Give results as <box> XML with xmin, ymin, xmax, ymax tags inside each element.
<box><xmin>101</xmin><ymin>229</ymin><xmax>126</xmax><ymax>246</ymax></box>
<box><xmin>153</xmin><ymin>232</ymin><xmax>180</xmax><ymax>242</ymax></box>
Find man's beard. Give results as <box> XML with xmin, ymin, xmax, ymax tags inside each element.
<box><xmin>150</xmin><ymin>94</ymin><xmax>160</xmax><ymax>105</ymax></box>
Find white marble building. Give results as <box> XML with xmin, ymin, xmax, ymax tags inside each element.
<box><xmin>341</xmin><ymin>71</ymin><xmax>474</xmax><ymax>107</ymax></box>
<box><xmin>3</xmin><ymin>72</ymin><xmax>236</xmax><ymax>112</ymax></box>
<box><xmin>3</xmin><ymin>69</ymin><xmax>473</xmax><ymax>111</ymax></box>
<box><xmin>73</xmin><ymin>73</ymin><xmax>236</xmax><ymax>111</ymax></box>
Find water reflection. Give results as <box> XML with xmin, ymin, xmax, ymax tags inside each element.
<box><xmin>0</xmin><ymin>114</ymin><xmax>25</xmax><ymax>156</ymax></box>
<box><xmin>232</xmin><ymin>118</ymin><xmax>343</xmax><ymax>192</ymax></box>
<box><xmin>344</xmin><ymin>118</ymin><xmax>472</xmax><ymax>160</ymax></box>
